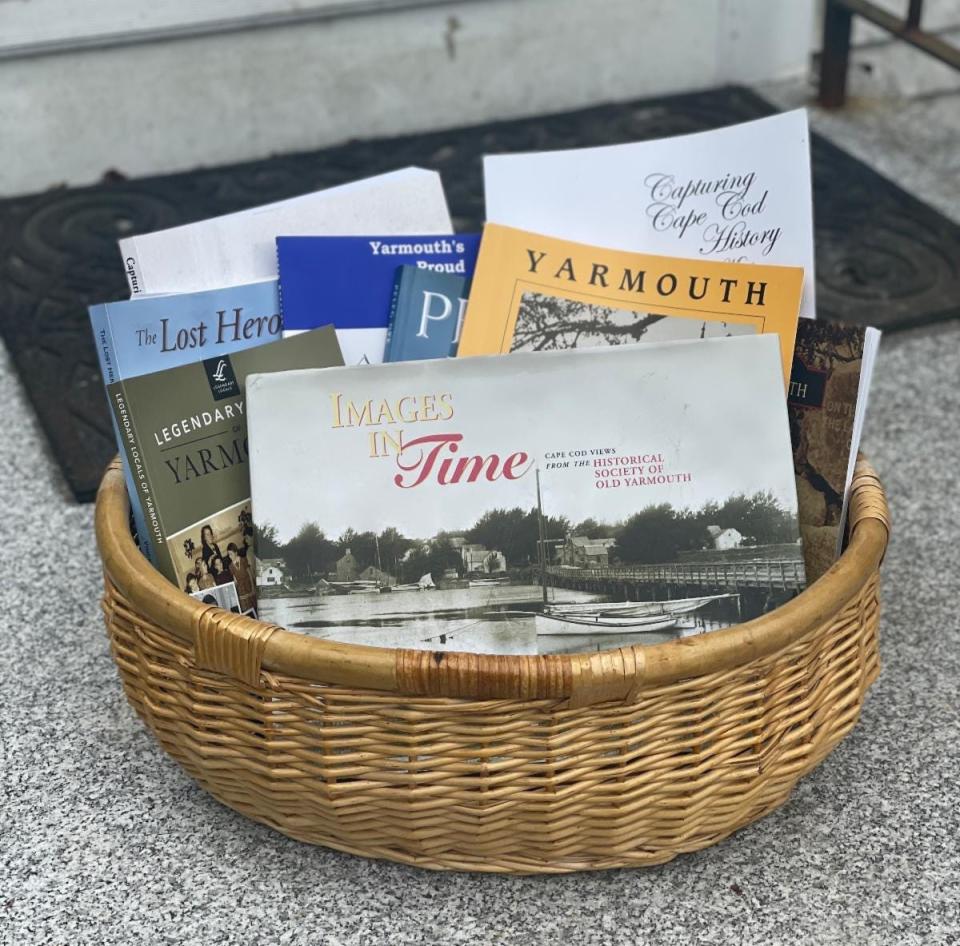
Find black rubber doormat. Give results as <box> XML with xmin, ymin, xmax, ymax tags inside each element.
<box><xmin>1</xmin><ymin>85</ymin><xmax>957</xmax><ymax>502</ymax></box>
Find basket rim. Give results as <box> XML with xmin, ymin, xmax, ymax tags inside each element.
<box><xmin>95</xmin><ymin>455</ymin><xmax>889</xmax><ymax>704</ymax></box>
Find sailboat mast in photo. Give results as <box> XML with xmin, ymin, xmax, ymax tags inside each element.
<box><xmin>536</xmin><ymin>467</ymin><xmax>549</xmax><ymax>607</ymax></box>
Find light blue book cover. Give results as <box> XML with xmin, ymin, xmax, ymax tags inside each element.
<box><xmin>277</xmin><ymin>234</ymin><xmax>480</xmax><ymax>364</ymax></box>
<box><xmin>384</xmin><ymin>267</ymin><xmax>468</xmax><ymax>362</ymax></box>
<box><xmin>88</xmin><ymin>279</ymin><xmax>283</xmax><ymax>559</ymax></box>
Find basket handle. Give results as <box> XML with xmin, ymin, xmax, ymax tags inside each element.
<box><xmin>194</xmin><ymin>606</ymin><xmax>278</xmax><ymax>687</ymax></box>
<box><xmin>848</xmin><ymin>454</ymin><xmax>891</xmax><ymax>558</ymax></box>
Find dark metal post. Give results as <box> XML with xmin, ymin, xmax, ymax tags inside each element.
<box><xmin>906</xmin><ymin>0</ymin><xmax>924</xmax><ymax>29</ymax></box>
<box><xmin>819</xmin><ymin>0</ymin><xmax>854</xmax><ymax>107</ymax></box>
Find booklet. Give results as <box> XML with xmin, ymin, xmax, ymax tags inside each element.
<box><xmin>484</xmin><ymin>110</ymin><xmax>817</xmax><ymax>319</ymax></box>
<box><xmin>276</xmin><ymin>233</ymin><xmax>480</xmax><ymax>363</ymax></box>
<box><xmin>247</xmin><ymin>334</ymin><xmax>804</xmax><ymax>656</ymax></box>
<box><xmin>190</xmin><ymin>580</ymin><xmax>243</xmax><ymax>615</ymax></box>
<box><xmin>107</xmin><ymin>326</ymin><xmax>343</xmax><ymax>606</ymax></box>
<box><xmin>788</xmin><ymin>319</ymin><xmax>881</xmax><ymax>581</ymax></box>
<box><xmin>457</xmin><ymin>223</ymin><xmax>804</xmax><ymax>383</ymax></box>
<box><xmin>117</xmin><ymin>168</ymin><xmax>453</xmax><ymax>296</ymax></box>
<box><xmin>89</xmin><ymin>278</ymin><xmax>282</xmax><ymax>562</ymax></box>
<box><xmin>384</xmin><ymin>266</ymin><xmax>468</xmax><ymax>362</ymax></box>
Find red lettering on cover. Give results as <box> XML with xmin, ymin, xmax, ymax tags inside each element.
<box><xmin>393</xmin><ymin>433</ymin><xmax>532</xmax><ymax>488</ymax></box>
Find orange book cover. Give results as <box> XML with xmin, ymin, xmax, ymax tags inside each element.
<box><xmin>457</xmin><ymin>223</ymin><xmax>804</xmax><ymax>384</ymax></box>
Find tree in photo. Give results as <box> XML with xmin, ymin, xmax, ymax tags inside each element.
<box><xmin>377</xmin><ymin>527</ymin><xmax>413</xmax><ymax>580</ymax></box>
<box><xmin>614</xmin><ymin>504</ymin><xmax>704</xmax><ymax>564</ymax></box>
<box><xmin>254</xmin><ymin>521</ymin><xmax>283</xmax><ymax>559</ymax></box>
<box><xmin>401</xmin><ymin>536</ymin><xmax>463</xmax><ymax>584</ymax></box>
<box><xmin>713</xmin><ymin>492</ymin><xmax>798</xmax><ymax>544</ymax></box>
<box><xmin>336</xmin><ymin>529</ymin><xmax>381</xmax><ymax>572</ymax></box>
<box><xmin>283</xmin><ymin>523</ymin><xmax>338</xmax><ymax>579</ymax></box>
<box><xmin>466</xmin><ymin>507</ymin><xmax>530</xmax><ymax>564</ymax></box>
<box><xmin>466</xmin><ymin>506</ymin><xmax>569</xmax><ymax>566</ymax></box>
<box><xmin>571</xmin><ymin>517</ymin><xmax>617</xmax><ymax>539</ymax></box>
<box><xmin>611</xmin><ymin>493</ymin><xmax>798</xmax><ymax>565</ymax></box>
<box><xmin>511</xmin><ymin>292</ymin><xmax>668</xmax><ymax>351</ymax></box>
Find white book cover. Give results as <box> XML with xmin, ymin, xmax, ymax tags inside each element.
<box><xmin>247</xmin><ymin>335</ymin><xmax>805</xmax><ymax>657</ymax></box>
<box><xmin>117</xmin><ymin>168</ymin><xmax>453</xmax><ymax>296</ymax></box>
<box><xmin>484</xmin><ymin>110</ymin><xmax>817</xmax><ymax>319</ymax></box>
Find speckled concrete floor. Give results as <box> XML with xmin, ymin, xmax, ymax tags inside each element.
<box><xmin>2</xmin><ymin>86</ymin><xmax>959</xmax><ymax>945</ymax></box>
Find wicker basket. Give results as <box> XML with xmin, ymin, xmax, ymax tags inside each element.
<box><xmin>94</xmin><ymin>456</ymin><xmax>889</xmax><ymax>874</ymax></box>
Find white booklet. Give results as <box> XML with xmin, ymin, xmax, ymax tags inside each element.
<box><xmin>247</xmin><ymin>335</ymin><xmax>805</xmax><ymax>657</ymax></box>
<box><xmin>484</xmin><ymin>110</ymin><xmax>817</xmax><ymax>319</ymax></box>
<box><xmin>117</xmin><ymin>167</ymin><xmax>453</xmax><ymax>296</ymax></box>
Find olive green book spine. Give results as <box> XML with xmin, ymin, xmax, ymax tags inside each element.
<box><xmin>107</xmin><ymin>326</ymin><xmax>342</xmax><ymax>596</ymax></box>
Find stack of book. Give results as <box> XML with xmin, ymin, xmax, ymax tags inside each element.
<box><xmin>90</xmin><ymin>111</ymin><xmax>880</xmax><ymax>655</ymax></box>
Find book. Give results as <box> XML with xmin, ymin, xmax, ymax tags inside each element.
<box><xmin>788</xmin><ymin>319</ymin><xmax>881</xmax><ymax>581</ymax></box>
<box><xmin>89</xmin><ymin>279</ymin><xmax>283</xmax><ymax>562</ymax></box>
<box><xmin>383</xmin><ymin>266</ymin><xmax>468</xmax><ymax>362</ymax></box>
<box><xmin>246</xmin><ymin>334</ymin><xmax>804</xmax><ymax>656</ymax></box>
<box><xmin>277</xmin><ymin>233</ymin><xmax>480</xmax><ymax>364</ymax></box>
<box><xmin>484</xmin><ymin>110</ymin><xmax>817</xmax><ymax>319</ymax></box>
<box><xmin>107</xmin><ymin>326</ymin><xmax>343</xmax><ymax>610</ymax></box>
<box><xmin>190</xmin><ymin>580</ymin><xmax>244</xmax><ymax>616</ymax></box>
<box><xmin>117</xmin><ymin>168</ymin><xmax>453</xmax><ymax>296</ymax></box>
<box><xmin>456</xmin><ymin>223</ymin><xmax>804</xmax><ymax>383</ymax></box>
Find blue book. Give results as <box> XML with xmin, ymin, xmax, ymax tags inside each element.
<box><xmin>384</xmin><ymin>267</ymin><xmax>468</xmax><ymax>362</ymax></box>
<box><xmin>88</xmin><ymin>279</ymin><xmax>283</xmax><ymax>560</ymax></box>
<box><xmin>277</xmin><ymin>234</ymin><xmax>480</xmax><ymax>364</ymax></box>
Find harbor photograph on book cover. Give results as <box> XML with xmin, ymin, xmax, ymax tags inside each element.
<box><xmin>167</xmin><ymin>499</ymin><xmax>257</xmax><ymax>613</ymax></box>
<box><xmin>248</xmin><ymin>336</ymin><xmax>806</xmax><ymax>656</ymax></box>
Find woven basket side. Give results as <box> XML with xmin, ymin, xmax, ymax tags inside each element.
<box><xmin>101</xmin><ymin>565</ymin><xmax>882</xmax><ymax>873</ymax></box>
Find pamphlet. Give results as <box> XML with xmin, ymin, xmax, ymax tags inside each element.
<box><xmin>118</xmin><ymin>168</ymin><xmax>453</xmax><ymax>295</ymax></box>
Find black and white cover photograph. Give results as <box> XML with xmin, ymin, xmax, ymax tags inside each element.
<box><xmin>189</xmin><ymin>578</ymin><xmax>242</xmax><ymax>615</ymax></box>
<box><xmin>247</xmin><ymin>334</ymin><xmax>805</xmax><ymax>655</ymax></box>
<box><xmin>511</xmin><ymin>290</ymin><xmax>758</xmax><ymax>352</ymax></box>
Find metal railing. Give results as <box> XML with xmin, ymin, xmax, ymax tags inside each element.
<box><xmin>819</xmin><ymin>0</ymin><xmax>960</xmax><ymax>107</ymax></box>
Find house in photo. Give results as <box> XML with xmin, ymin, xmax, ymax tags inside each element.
<box><xmin>455</xmin><ymin>539</ymin><xmax>507</xmax><ymax>574</ymax></box>
<box><xmin>560</xmin><ymin>535</ymin><xmax>617</xmax><ymax>568</ymax></box>
<box><xmin>335</xmin><ymin>548</ymin><xmax>359</xmax><ymax>581</ymax></box>
<box><xmin>255</xmin><ymin>559</ymin><xmax>285</xmax><ymax>587</ymax></box>
<box><xmin>706</xmin><ymin>526</ymin><xmax>745</xmax><ymax>551</ymax></box>
<box><xmin>358</xmin><ymin>564</ymin><xmax>396</xmax><ymax>586</ymax></box>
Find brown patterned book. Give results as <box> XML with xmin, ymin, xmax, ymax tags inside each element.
<box><xmin>788</xmin><ymin>320</ymin><xmax>880</xmax><ymax>582</ymax></box>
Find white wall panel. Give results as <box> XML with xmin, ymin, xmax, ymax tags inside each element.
<box><xmin>0</xmin><ymin>0</ymin><xmax>814</xmax><ymax>196</ymax></box>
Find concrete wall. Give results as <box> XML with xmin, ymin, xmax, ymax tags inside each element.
<box><xmin>0</xmin><ymin>0</ymin><xmax>817</xmax><ymax>197</ymax></box>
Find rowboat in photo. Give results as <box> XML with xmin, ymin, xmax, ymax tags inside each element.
<box><xmin>545</xmin><ymin>593</ymin><xmax>736</xmax><ymax>619</ymax></box>
<box><xmin>534</xmin><ymin>611</ymin><xmax>680</xmax><ymax>635</ymax></box>
<box><xmin>327</xmin><ymin>579</ymin><xmax>380</xmax><ymax>594</ymax></box>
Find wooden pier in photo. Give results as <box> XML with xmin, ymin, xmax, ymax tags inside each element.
<box><xmin>545</xmin><ymin>559</ymin><xmax>806</xmax><ymax>597</ymax></box>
